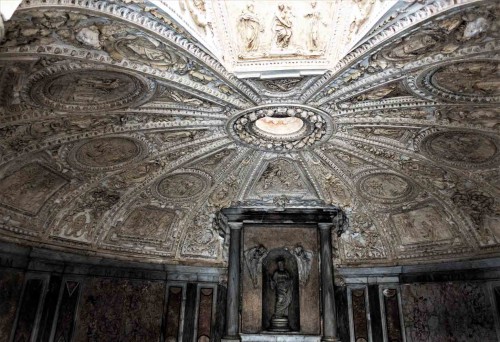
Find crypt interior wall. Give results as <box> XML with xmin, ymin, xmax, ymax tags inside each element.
<box><xmin>0</xmin><ymin>241</ymin><xmax>500</xmax><ymax>342</ymax></box>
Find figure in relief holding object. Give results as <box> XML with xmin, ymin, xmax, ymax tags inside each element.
<box><xmin>273</xmin><ymin>4</ymin><xmax>293</xmax><ymax>49</ymax></box>
<box><xmin>271</xmin><ymin>259</ymin><xmax>292</xmax><ymax>318</ymax></box>
<box><xmin>238</xmin><ymin>4</ymin><xmax>263</xmax><ymax>52</ymax></box>
<box><xmin>304</xmin><ymin>1</ymin><xmax>326</xmax><ymax>51</ymax></box>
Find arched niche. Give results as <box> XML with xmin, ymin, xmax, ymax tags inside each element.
<box><xmin>262</xmin><ymin>248</ymin><xmax>300</xmax><ymax>332</ymax></box>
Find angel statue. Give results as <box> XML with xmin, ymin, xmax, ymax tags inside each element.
<box><xmin>244</xmin><ymin>245</ymin><xmax>268</xmax><ymax>288</ymax></box>
<box><xmin>293</xmin><ymin>245</ymin><xmax>313</xmax><ymax>286</ymax></box>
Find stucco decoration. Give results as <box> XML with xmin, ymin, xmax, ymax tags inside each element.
<box><xmin>418</xmin><ymin>60</ymin><xmax>500</xmax><ymax>103</ymax></box>
<box><xmin>250</xmin><ymin>158</ymin><xmax>316</xmax><ymax>199</ymax></box>
<box><xmin>435</xmin><ymin>106</ymin><xmax>500</xmax><ymax>130</ymax></box>
<box><xmin>419</xmin><ymin>131</ymin><xmax>499</xmax><ymax>169</ymax></box>
<box><xmin>0</xmin><ymin>0</ymin><xmax>498</xmax><ymax>267</ymax></box>
<box><xmin>357</xmin><ymin>172</ymin><xmax>415</xmax><ymax>204</ymax></box>
<box><xmin>69</xmin><ymin>137</ymin><xmax>146</xmax><ymax>171</ymax></box>
<box><xmin>0</xmin><ymin>163</ymin><xmax>67</xmax><ymax>216</ymax></box>
<box><xmin>339</xmin><ymin>210</ymin><xmax>387</xmax><ymax>262</ymax></box>
<box><xmin>154</xmin><ymin>171</ymin><xmax>209</xmax><ymax>201</ymax></box>
<box><xmin>107</xmin><ymin>205</ymin><xmax>177</xmax><ymax>245</ymax></box>
<box><xmin>390</xmin><ymin>205</ymin><xmax>455</xmax><ymax>246</ymax></box>
<box><xmin>228</xmin><ymin>105</ymin><xmax>334</xmax><ymax>152</ymax></box>
<box><xmin>23</xmin><ymin>65</ymin><xmax>156</xmax><ymax>112</ymax></box>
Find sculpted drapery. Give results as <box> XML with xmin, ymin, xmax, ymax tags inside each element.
<box><xmin>238</xmin><ymin>4</ymin><xmax>263</xmax><ymax>52</ymax></box>
<box><xmin>271</xmin><ymin>260</ymin><xmax>293</xmax><ymax>317</ymax></box>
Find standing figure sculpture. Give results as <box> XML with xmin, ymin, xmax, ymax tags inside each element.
<box><xmin>238</xmin><ymin>4</ymin><xmax>263</xmax><ymax>52</ymax></box>
<box><xmin>304</xmin><ymin>1</ymin><xmax>326</xmax><ymax>51</ymax></box>
<box><xmin>273</xmin><ymin>4</ymin><xmax>293</xmax><ymax>49</ymax></box>
<box><xmin>270</xmin><ymin>259</ymin><xmax>292</xmax><ymax>331</ymax></box>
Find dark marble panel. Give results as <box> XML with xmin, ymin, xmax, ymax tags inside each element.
<box><xmin>213</xmin><ymin>285</ymin><xmax>226</xmax><ymax>342</ymax></box>
<box><xmin>37</xmin><ymin>275</ymin><xmax>61</xmax><ymax>342</ymax></box>
<box><xmin>182</xmin><ymin>283</ymin><xmax>197</xmax><ymax>342</ymax></box>
<box><xmin>165</xmin><ymin>286</ymin><xmax>183</xmax><ymax>341</ymax></box>
<box><xmin>494</xmin><ymin>286</ymin><xmax>500</xmax><ymax>318</ymax></box>
<box><xmin>352</xmin><ymin>288</ymin><xmax>368</xmax><ymax>341</ymax></box>
<box><xmin>334</xmin><ymin>286</ymin><xmax>350</xmax><ymax>342</ymax></box>
<box><xmin>368</xmin><ymin>285</ymin><xmax>383</xmax><ymax>342</ymax></box>
<box><xmin>12</xmin><ymin>278</ymin><xmax>45</xmax><ymax>342</ymax></box>
<box><xmin>382</xmin><ymin>289</ymin><xmax>402</xmax><ymax>342</ymax></box>
<box><xmin>197</xmin><ymin>288</ymin><xmax>213</xmax><ymax>341</ymax></box>
<box><xmin>73</xmin><ymin>277</ymin><xmax>163</xmax><ymax>342</ymax></box>
<box><xmin>401</xmin><ymin>282</ymin><xmax>497</xmax><ymax>342</ymax></box>
<box><xmin>53</xmin><ymin>281</ymin><xmax>81</xmax><ymax>342</ymax></box>
<box><xmin>0</xmin><ymin>269</ymin><xmax>25</xmax><ymax>342</ymax></box>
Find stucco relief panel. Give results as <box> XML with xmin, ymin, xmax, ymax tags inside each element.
<box><xmin>419</xmin><ymin>130</ymin><xmax>499</xmax><ymax>169</ymax></box>
<box><xmin>106</xmin><ymin>205</ymin><xmax>178</xmax><ymax>247</ymax></box>
<box><xmin>67</xmin><ymin>136</ymin><xmax>147</xmax><ymax>171</ymax></box>
<box><xmin>419</xmin><ymin>60</ymin><xmax>500</xmax><ymax>103</ymax></box>
<box><xmin>390</xmin><ymin>205</ymin><xmax>456</xmax><ymax>246</ymax></box>
<box><xmin>356</xmin><ymin>171</ymin><xmax>417</xmax><ymax>204</ymax></box>
<box><xmin>153</xmin><ymin>170</ymin><xmax>210</xmax><ymax>202</ymax></box>
<box><xmin>0</xmin><ymin>163</ymin><xmax>67</xmax><ymax>216</ymax></box>
<box><xmin>22</xmin><ymin>64</ymin><xmax>156</xmax><ymax>112</ymax></box>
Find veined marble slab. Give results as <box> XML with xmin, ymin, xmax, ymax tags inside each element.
<box><xmin>240</xmin><ymin>334</ymin><xmax>321</xmax><ymax>342</ymax></box>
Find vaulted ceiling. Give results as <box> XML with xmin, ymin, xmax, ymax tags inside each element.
<box><xmin>0</xmin><ymin>0</ymin><xmax>498</xmax><ymax>267</ymax></box>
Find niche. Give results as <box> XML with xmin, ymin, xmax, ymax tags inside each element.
<box><xmin>262</xmin><ymin>249</ymin><xmax>300</xmax><ymax>332</ymax></box>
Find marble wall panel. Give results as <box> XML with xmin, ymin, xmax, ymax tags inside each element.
<box><xmin>401</xmin><ymin>282</ymin><xmax>497</xmax><ymax>342</ymax></box>
<box><xmin>73</xmin><ymin>277</ymin><xmax>164</xmax><ymax>342</ymax></box>
<box><xmin>382</xmin><ymin>288</ymin><xmax>403</xmax><ymax>342</ymax></box>
<box><xmin>53</xmin><ymin>281</ymin><xmax>81</xmax><ymax>342</ymax></box>
<box><xmin>351</xmin><ymin>288</ymin><xmax>368</xmax><ymax>341</ymax></box>
<box><xmin>165</xmin><ymin>286</ymin><xmax>183</xmax><ymax>341</ymax></box>
<box><xmin>37</xmin><ymin>275</ymin><xmax>62</xmax><ymax>342</ymax></box>
<box><xmin>11</xmin><ymin>278</ymin><xmax>45</xmax><ymax>342</ymax></box>
<box><xmin>197</xmin><ymin>288</ymin><xmax>214</xmax><ymax>341</ymax></box>
<box><xmin>0</xmin><ymin>269</ymin><xmax>24</xmax><ymax>342</ymax></box>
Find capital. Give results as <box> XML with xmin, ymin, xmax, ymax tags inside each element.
<box><xmin>318</xmin><ymin>222</ymin><xmax>334</xmax><ymax>231</ymax></box>
<box><xmin>228</xmin><ymin>222</ymin><xmax>243</xmax><ymax>230</ymax></box>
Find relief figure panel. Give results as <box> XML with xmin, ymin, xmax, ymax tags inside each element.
<box><xmin>391</xmin><ymin>206</ymin><xmax>454</xmax><ymax>245</ymax></box>
<box><xmin>0</xmin><ymin>163</ymin><xmax>67</xmax><ymax>216</ymax></box>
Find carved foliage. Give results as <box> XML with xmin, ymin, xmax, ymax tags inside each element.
<box><xmin>56</xmin><ymin>187</ymin><xmax>120</xmax><ymax>242</ymax></box>
<box><xmin>340</xmin><ymin>212</ymin><xmax>386</xmax><ymax>261</ymax></box>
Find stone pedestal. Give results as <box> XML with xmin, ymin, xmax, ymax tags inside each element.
<box><xmin>270</xmin><ymin>316</ymin><xmax>290</xmax><ymax>332</ymax></box>
<box><xmin>241</xmin><ymin>334</ymin><xmax>321</xmax><ymax>342</ymax></box>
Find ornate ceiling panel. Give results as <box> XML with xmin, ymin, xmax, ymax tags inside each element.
<box><xmin>0</xmin><ymin>0</ymin><xmax>498</xmax><ymax>267</ymax></box>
